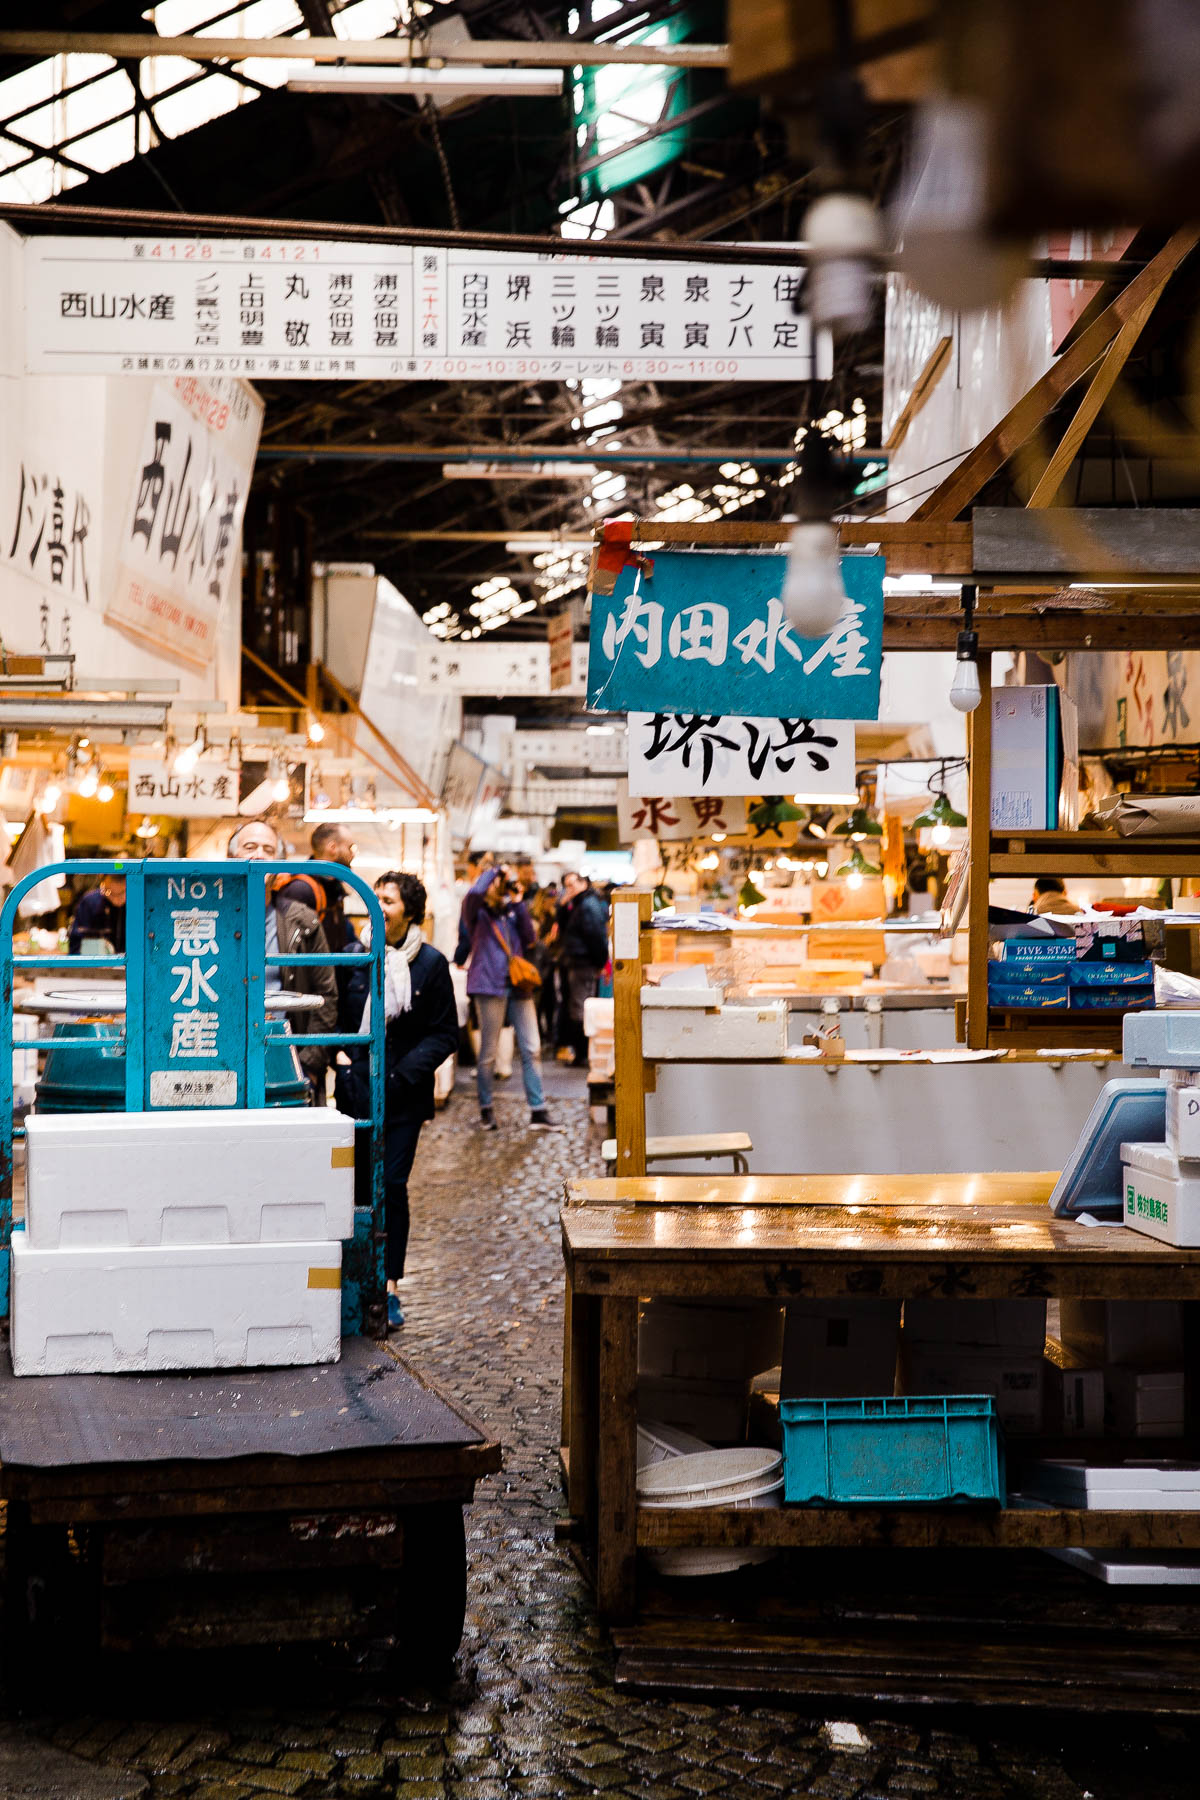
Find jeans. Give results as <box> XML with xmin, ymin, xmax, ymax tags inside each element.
<box><xmin>475</xmin><ymin>990</ymin><xmax>545</xmax><ymax>1112</ymax></box>
<box><xmin>563</xmin><ymin>965</ymin><xmax>600</xmax><ymax>1062</ymax></box>
<box><xmin>354</xmin><ymin>1112</ymin><xmax>423</xmax><ymax>1282</ymax></box>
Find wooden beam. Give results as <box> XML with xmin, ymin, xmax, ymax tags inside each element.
<box><xmin>838</xmin><ymin>518</ymin><xmax>972</xmax><ymax>574</ymax></box>
<box><xmin>883</xmin><ymin>334</ymin><xmax>952</xmax><ymax>452</ymax></box>
<box><xmin>973</xmin><ymin>507</ymin><xmax>1200</xmax><ymax>577</ymax></box>
<box><xmin>1026</xmin><ymin>275</ymin><xmax>1172</xmax><ymax>508</ymax></box>
<box><xmin>911</xmin><ymin>226</ymin><xmax>1200</xmax><ymax>523</ymax></box>
<box><xmin>882</xmin><ymin>587</ymin><xmax>1200</xmax><ymax>651</ymax></box>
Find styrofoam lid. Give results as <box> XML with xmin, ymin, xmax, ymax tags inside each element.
<box><xmin>636</xmin><ymin>1446</ymin><xmax>781</xmax><ymax>1498</ymax></box>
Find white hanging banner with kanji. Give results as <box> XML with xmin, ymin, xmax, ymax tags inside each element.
<box><xmin>127</xmin><ymin>757</ymin><xmax>241</xmax><ymax>817</ymax></box>
<box><xmin>109</xmin><ymin>375</ymin><xmax>262</xmax><ymax>669</ymax></box>
<box><xmin>617</xmin><ymin>789</ymin><xmax>748</xmax><ymax>842</ymax></box>
<box><xmin>627</xmin><ymin>713</ymin><xmax>858</xmax><ymax>799</ymax></box>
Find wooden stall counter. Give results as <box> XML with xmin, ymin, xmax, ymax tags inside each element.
<box><xmin>561</xmin><ymin>1173</ymin><xmax>1200</xmax><ymax>1629</ymax></box>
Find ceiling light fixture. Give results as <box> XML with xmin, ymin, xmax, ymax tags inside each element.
<box><xmin>286</xmin><ymin>64</ymin><xmax>565</xmax><ymax>99</ymax></box>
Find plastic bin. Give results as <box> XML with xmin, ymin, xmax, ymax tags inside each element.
<box><xmin>779</xmin><ymin>1394</ymin><xmax>1005</xmax><ymax>1506</ymax></box>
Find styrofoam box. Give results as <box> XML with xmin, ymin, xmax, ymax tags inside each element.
<box><xmin>583</xmin><ymin>996</ymin><xmax>614</xmax><ymax>1038</ymax></box>
<box><xmin>1024</xmin><ymin>1460</ymin><xmax>1200</xmax><ymax>1507</ymax></box>
<box><xmin>642</xmin><ymin>1001</ymin><xmax>788</xmax><ymax>1060</ymax></box>
<box><xmin>781</xmin><ymin>1301</ymin><xmax>901</xmax><ymax>1399</ymax></box>
<box><xmin>1044</xmin><ymin>1358</ymin><xmax>1105</xmax><ymax>1436</ymax></box>
<box><xmin>24</xmin><ymin>1110</ymin><xmax>355</xmax><ymax>1248</ymax></box>
<box><xmin>1120</xmin><ymin>1146</ymin><xmax>1200</xmax><ymax>1247</ymax></box>
<box><xmin>1107</xmin><ymin>1365</ymin><xmax>1185</xmax><ymax>1438</ymax></box>
<box><xmin>10</xmin><ymin>1234</ymin><xmax>342</xmax><ymax>1375</ymax></box>
<box><xmin>903</xmin><ymin>1300</ymin><xmax>1046</xmax><ymax>1349</ymax></box>
<box><xmin>901</xmin><ymin>1341</ymin><xmax>1045</xmax><ymax>1433</ymax></box>
<box><xmin>1167</xmin><ymin>1084</ymin><xmax>1200</xmax><ymax>1162</ymax></box>
<box><xmin>639</xmin><ymin>1300</ymin><xmax>783</xmax><ymax>1383</ymax></box>
<box><xmin>1058</xmin><ymin>1298</ymin><xmax>1184</xmax><ymax>1367</ymax></box>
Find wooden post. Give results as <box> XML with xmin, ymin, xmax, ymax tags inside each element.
<box><xmin>613</xmin><ymin>891</ymin><xmax>652</xmax><ymax>1178</ymax></box>
<box><xmin>595</xmin><ymin>1294</ymin><xmax>639</xmax><ymax>1619</ymax></box>
<box><xmin>966</xmin><ymin>655</ymin><xmax>994</xmax><ymax>1050</ymax></box>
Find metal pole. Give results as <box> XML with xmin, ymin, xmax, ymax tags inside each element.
<box><xmin>0</xmin><ymin>31</ymin><xmax>730</xmax><ymax>69</ymax></box>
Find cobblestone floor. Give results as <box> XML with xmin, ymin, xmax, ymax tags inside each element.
<box><xmin>6</xmin><ymin>1073</ymin><xmax>1200</xmax><ymax>1800</ymax></box>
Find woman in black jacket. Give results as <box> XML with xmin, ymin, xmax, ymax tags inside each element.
<box><xmin>336</xmin><ymin>871</ymin><xmax>458</xmax><ymax>1329</ymax></box>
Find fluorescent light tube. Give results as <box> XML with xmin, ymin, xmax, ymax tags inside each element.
<box><xmin>287</xmin><ymin>64</ymin><xmax>564</xmax><ymax>98</ymax></box>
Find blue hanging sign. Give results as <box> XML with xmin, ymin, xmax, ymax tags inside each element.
<box><xmin>587</xmin><ymin>549</ymin><xmax>883</xmax><ymax>720</ymax></box>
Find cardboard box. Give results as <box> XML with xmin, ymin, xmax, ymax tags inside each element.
<box><xmin>991</xmin><ymin>961</ymin><xmax>1069</xmax><ymax>986</ymax></box>
<box><xmin>987</xmin><ymin>981</ymin><xmax>1069</xmax><ymax>1009</ymax></box>
<box><xmin>1106</xmin><ymin>1366</ymin><xmax>1185</xmax><ymax>1438</ymax></box>
<box><xmin>23</xmin><ymin>1110</ymin><xmax>355</xmax><ymax>1249</ymax></box>
<box><xmin>10</xmin><ymin>1233</ymin><xmax>342</xmax><ymax>1375</ymax></box>
<box><xmin>901</xmin><ymin>1340</ymin><xmax>1045</xmax><ymax>1433</ymax></box>
<box><xmin>1074</xmin><ymin>919</ymin><xmax>1149</xmax><ymax>963</ymax></box>
<box><xmin>1070</xmin><ymin>986</ymin><xmax>1153</xmax><ymax>1011</ymax></box>
<box><xmin>998</xmin><ymin>937</ymin><xmax>1077</xmax><ymax>964</ymax></box>
<box><xmin>1058</xmin><ymin>1299</ymin><xmax>1184</xmax><ymax>1367</ymax></box>
<box><xmin>780</xmin><ymin>1300</ymin><xmax>901</xmax><ymax>1398</ymax></box>
<box><xmin>903</xmin><ymin>1300</ymin><xmax>1047</xmax><ymax>1350</ymax></box>
<box><xmin>1067</xmin><ymin>960</ymin><xmax>1155</xmax><ymax>988</ymax></box>
<box><xmin>641</xmin><ymin>1001</ymin><xmax>788</xmax><ymax>1060</ymax></box>
<box><xmin>990</xmin><ymin>685</ymin><xmax>1062</xmax><ymax>830</ymax></box>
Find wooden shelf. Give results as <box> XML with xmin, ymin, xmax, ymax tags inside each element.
<box><xmin>637</xmin><ymin>1504</ymin><xmax>1200</xmax><ymax>1552</ymax></box>
<box><xmin>986</xmin><ymin>1011</ymin><xmax>1125</xmax><ymax>1051</ymax></box>
<box><xmin>991</xmin><ymin>830</ymin><xmax>1200</xmax><ymax>878</ymax></box>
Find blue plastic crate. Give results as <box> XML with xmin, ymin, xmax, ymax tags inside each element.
<box><xmin>779</xmin><ymin>1394</ymin><xmax>1004</xmax><ymax>1506</ymax></box>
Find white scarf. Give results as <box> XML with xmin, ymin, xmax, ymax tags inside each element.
<box><xmin>359</xmin><ymin>922</ymin><xmax>424</xmax><ymax>1027</ymax></box>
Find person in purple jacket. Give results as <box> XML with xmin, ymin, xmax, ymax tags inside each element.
<box><xmin>458</xmin><ymin>862</ymin><xmax>557</xmax><ymax>1131</ymax></box>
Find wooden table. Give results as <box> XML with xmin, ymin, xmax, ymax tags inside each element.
<box><xmin>562</xmin><ymin>1174</ymin><xmax>1200</xmax><ymax>1622</ymax></box>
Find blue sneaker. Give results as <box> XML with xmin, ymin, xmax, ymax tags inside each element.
<box><xmin>387</xmin><ymin>1292</ymin><xmax>404</xmax><ymax>1329</ymax></box>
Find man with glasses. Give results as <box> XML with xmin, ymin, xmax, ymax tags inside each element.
<box><xmin>228</xmin><ymin>817</ymin><xmax>338</xmax><ymax>1103</ymax></box>
<box><xmin>274</xmin><ymin>822</ymin><xmax>364</xmax><ymax>1032</ymax></box>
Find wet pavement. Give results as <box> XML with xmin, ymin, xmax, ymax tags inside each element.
<box><xmin>6</xmin><ymin>1069</ymin><xmax>1200</xmax><ymax>1799</ymax></box>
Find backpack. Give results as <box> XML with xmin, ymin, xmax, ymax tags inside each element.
<box><xmin>271</xmin><ymin>871</ymin><xmax>326</xmax><ymax>921</ymax></box>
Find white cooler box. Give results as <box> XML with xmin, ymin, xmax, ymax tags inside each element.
<box><xmin>10</xmin><ymin>1234</ymin><xmax>342</xmax><ymax>1375</ymax></box>
<box><xmin>1120</xmin><ymin>1141</ymin><xmax>1200</xmax><ymax>1246</ymax></box>
<box><xmin>24</xmin><ymin>1109</ymin><xmax>355</xmax><ymax>1248</ymax></box>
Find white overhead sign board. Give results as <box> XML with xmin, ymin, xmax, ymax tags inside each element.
<box><xmin>127</xmin><ymin>757</ymin><xmax>240</xmax><ymax>817</ymax></box>
<box><xmin>627</xmin><ymin>713</ymin><xmax>858</xmax><ymax>799</ymax></box>
<box><xmin>24</xmin><ymin>238</ymin><xmax>821</xmax><ymax>384</ymax></box>
<box><xmin>419</xmin><ymin>639</ymin><xmax>589</xmax><ymax>697</ymax></box>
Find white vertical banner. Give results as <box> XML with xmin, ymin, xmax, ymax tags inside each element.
<box><xmin>108</xmin><ymin>375</ymin><xmax>263</xmax><ymax>669</ymax></box>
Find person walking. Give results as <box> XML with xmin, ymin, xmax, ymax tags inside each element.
<box><xmin>555</xmin><ymin>870</ymin><xmax>610</xmax><ymax>1067</ymax></box>
<box><xmin>459</xmin><ymin>862</ymin><xmax>556</xmax><ymax>1131</ymax></box>
<box><xmin>273</xmin><ymin>822</ymin><xmax>365</xmax><ymax>1031</ymax></box>
<box><xmin>337</xmin><ymin>872</ymin><xmax>458</xmax><ymax>1330</ymax></box>
<box><xmin>227</xmin><ymin>817</ymin><xmax>337</xmax><ymax>1103</ymax></box>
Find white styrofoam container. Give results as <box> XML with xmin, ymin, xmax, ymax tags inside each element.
<box><xmin>24</xmin><ymin>1109</ymin><xmax>355</xmax><ymax>1249</ymax></box>
<box><xmin>1057</xmin><ymin>1298</ymin><xmax>1184</xmax><ymax>1367</ymax></box>
<box><xmin>1119</xmin><ymin>1150</ymin><xmax>1200</xmax><ymax>1247</ymax></box>
<box><xmin>642</xmin><ymin>1001</ymin><xmax>788</xmax><ymax>1060</ymax></box>
<box><xmin>902</xmin><ymin>1300</ymin><xmax>1046</xmax><ymax>1350</ymax></box>
<box><xmin>901</xmin><ymin>1341</ymin><xmax>1045</xmax><ymax>1433</ymax></box>
<box><xmin>1167</xmin><ymin>1084</ymin><xmax>1200</xmax><ymax>1161</ymax></box>
<box><xmin>1044</xmin><ymin>1358</ymin><xmax>1105</xmax><ymax>1436</ymax></box>
<box><xmin>1023</xmin><ymin>1460</ymin><xmax>1200</xmax><ymax>1506</ymax></box>
<box><xmin>583</xmin><ymin>996</ymin><xmax>614</xmax><ymax>1037</ymax></box>
<box><xmin>639</xmin><ymin>1300</ymin><xmax>784</xmax><ymax>1382</ymax></box>
<box><xmin>1107</xmin><ymin>1365</ymin><xmax>1185</xmax><ymax>1437</ymax></box>
<box><xmin>641</xmin><ymin>985</ymin><xmax>724</xmax><ymax>1009</ymax></box>
<box><xmin>10</xmin><ymin>1234</ymin><xmax>342</xmax><ymax>1375</ymax></box>
<box><xmin>781</xmin><ymin>1300</ymin><xmax>901</xmax><ymax>1399</ymax></box>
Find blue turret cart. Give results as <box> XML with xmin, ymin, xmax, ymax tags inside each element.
<box><xmin>0</xmin><ymin>859</ymin><xmax>498</xmax><ymax>1673</ymax></box>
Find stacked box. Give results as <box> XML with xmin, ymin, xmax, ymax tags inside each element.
<box><xmin>900</xmin><ymin>1300</ymin><xmax>1047</xmax><ymax>1434</ymax></box>
<box><xmin>638</xmin><ymin>1300</ymin><xmax>783</xmax><ymax>1442</ymax></box>
<box><xmin>12</xmin><ymin>1111</ymin><xmax>352</xmax><ymax>1376</ymax></box>
<box><xmin>780</xmin><ymin>1301</ymin><xmax>901</xmax><ymax>1399</ymax></box>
